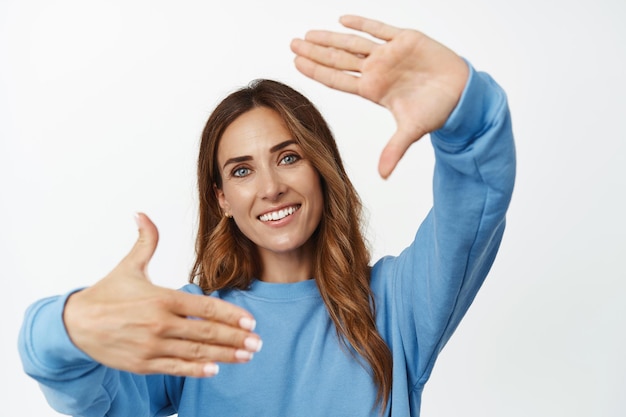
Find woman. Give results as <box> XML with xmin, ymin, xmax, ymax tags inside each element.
<box><xmin>19</xmin><ymin>15</ymin><xmax>515</xmax><ymax>416</ymax></box>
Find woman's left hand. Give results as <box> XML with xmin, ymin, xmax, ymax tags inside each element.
<box><xmin>291</xmin><ymin>15</ymin><xmax>469</xmax><ymax>179</ymax></box>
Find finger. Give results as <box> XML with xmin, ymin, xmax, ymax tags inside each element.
<box><xmin>339</xmin><ymin>15</ymin><xmax>402</xmax><ymax>42</ymax></box>
<box><xmin>293</xmin><ymin>56</ymin><xmax>359</xmax><ymax>95</ymax></box>
<box><xmin>141</xmin><ymin>358</ymin><xmax>221</xmax><ymax>378</ymax></box>
<box><xmin>166</xmin><ymin>290</ymin><xmax>257</xmax><ymax>330</ymax></box>
<box><xmin>377</xmin><ymin>128</ymin><xmax>426</xmax><ymax>179</ymax></box>
<box><xmin>166</xmin><ymin>316</ymin><xmax>263</xmax><ymax>352</ymax></box>
<box><xmin>300</xmin><ymin>30</ymin><xmax>378</xmax><ymax>56</ymax></box>
<box><xmin>157</xmin><ymin>338</ymin><xmax>259</xmax><ymax>364</ymax></box>
<box><xmin>378</xmin><ymin>142</ymin><xmax>405</xmax><ymax>180</ymax></box>
<box><xmin>123</xmin><ymin>212</ymin><xmax>159</xmax><ymax>274</ymax></box>
<box><xmin>291</xmin><ymin>38</ymin><xmax>363</xmax><ymax>72</ymax></box>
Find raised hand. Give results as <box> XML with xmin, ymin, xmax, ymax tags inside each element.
<box><xmin>63</xmin><ymin>213</ymin><xmax>262</xmax><ymax>377</ymax></box>
<box><xmin>290</xmin><ymin>15</ymin><xmax>469</xmax><ymax>179</ymax></box>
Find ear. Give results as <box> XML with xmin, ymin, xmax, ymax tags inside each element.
<box><xmin>213</xmin><ymin>183</ymin><xmax>230</xmax><ymax>212</ymax></box>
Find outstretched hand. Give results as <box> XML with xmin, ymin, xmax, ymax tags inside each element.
<box><xmin>290</xmin><ymin>15</ymin><xmax>469</xmax><ymax>179</ymax></box>
<box><xmin>63</xmin><ymin>213</ymin><xmax>262</xmax><ymax>377</ymax></box>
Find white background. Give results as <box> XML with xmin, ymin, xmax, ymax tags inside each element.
<box><xmin>1</xmin><ymin>0</ymin><xmax>625</xmax><ymax>416</ymax></box>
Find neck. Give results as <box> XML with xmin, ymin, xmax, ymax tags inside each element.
<box><xmin>257</xmin><ymin>243</ymin><xmax>315</xmax><ymax>283</ymax></box>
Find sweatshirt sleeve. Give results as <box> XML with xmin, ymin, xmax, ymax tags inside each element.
<box><xmin>374</xmin><ymin>62</ymin><xmax>516</xmax><ymax>390</ymax></box>
<box><xmin>17</xmin><ymin>291</ymin><xmax>180</xmax><ymax>417</ymax></box>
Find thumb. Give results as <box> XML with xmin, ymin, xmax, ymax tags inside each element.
<box><xmin>377</xmin><ymin>140</ymin><xmax>404</xmax><ymax>180</ymax></box>
<box><xmin>378</xmin><ymin>128</ymin><xmax>426</xmax><ymax>179</ymax></box>
<box><xmin>124</xmin><ymin>212</ymin><xmax>159</xmax><ymax>275</ymax></box>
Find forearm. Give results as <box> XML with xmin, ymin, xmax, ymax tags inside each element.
<box><xmin>393</xmin><ymin>62</ymin><xmax>515</xmax><ymax>385</ymax></box>
<box><xmin>19</xmin><ymin>292</ymin><xmax>123</xmax><ymax>416</ymax></box>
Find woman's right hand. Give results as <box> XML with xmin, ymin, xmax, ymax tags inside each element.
<box><xmin>63</xmin><ymin>213</ymin><xmax>261</xmax><ymax>378</ymax></box>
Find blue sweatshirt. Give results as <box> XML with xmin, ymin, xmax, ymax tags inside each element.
<box><xmin>18</xmin><ymin>63</ymin><xmax>516</xmax><ymax>417</ymax></box>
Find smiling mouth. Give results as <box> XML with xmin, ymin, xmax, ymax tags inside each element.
<box><xmin>258</xmin><ymin>205</ymin><xmax>301</xmax><ymax>222</ymax></box>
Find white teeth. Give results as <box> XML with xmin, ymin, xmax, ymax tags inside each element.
<box><xmin>259</xmin><ymin>206</ymin><xmax>299</xmax><ymax>222</ymax></box>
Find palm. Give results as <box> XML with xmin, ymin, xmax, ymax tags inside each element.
<box><xmin>63</xmin><ymin>213</ymin><xmax>260</xmax><ymax>378</ymax></box>
<box><xmin>291</xmin><ymin>15</ymin><xmax>468</xmax><ymax>178</ymax></box>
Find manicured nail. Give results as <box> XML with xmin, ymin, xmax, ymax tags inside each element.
<box><xmin>244</xmin><ymin>337</ymin><xmax>263</xmax><ymax>352</ymax></box>
<box><xmin>239</xmin><ymin>317</ymin><xmax>256</xmax><ymax>331</ymax></box>
<box><xmin>134</xmin><ymin>212</ymin><xmax>140</xmax><ymax>228</ymax></box>
<box><xmin>203</xmin><ymin>363</ymin><xmax>219</xmax><ymax>377</ymax></box>
<box><xmin>235</xmin><ymin>349</ymin><xmax>254</xmax><ymax>361</ymax></box>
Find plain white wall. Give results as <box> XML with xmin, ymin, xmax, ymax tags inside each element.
<box><xmin>1</xmin><ymin>0</ymin><xmax>625</xmax><ymax>415</ymax></box>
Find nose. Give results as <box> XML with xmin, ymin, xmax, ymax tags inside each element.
<box><xmin>257</xmin><ymin>168</ymin><xmax>286</xmax><ymax>201</ymax></box>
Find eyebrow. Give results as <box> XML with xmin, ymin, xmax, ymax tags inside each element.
<box><xmin>222</xmin><ymin>139</ymin><xmax>297</xmax><ymax>170</ymax></box>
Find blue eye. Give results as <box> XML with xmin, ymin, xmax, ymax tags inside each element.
<box><xmin>281</xmin><ymin>154</ymin><xmax>300</xmax><ymax>165</ymax></box>
<box><xmin>232</xmin><ymin>167</ymin><xmax>250</xmax><ymax>177</ymax></box>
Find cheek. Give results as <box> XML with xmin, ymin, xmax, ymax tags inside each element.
<box><xmin>309</xmin><ymin>175</ymin><xmax>325</xmax><ymax>216</ymax></box>
<box><xmin>221</xmin><ymin>184</ymin><xmax>254</xmax><ymax>212</ymax></box>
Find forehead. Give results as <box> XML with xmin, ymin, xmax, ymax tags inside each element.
<box><xmin>218</xmin><ymin>107</ymin><xmax>291</xmax><ymax>155</ymax></box>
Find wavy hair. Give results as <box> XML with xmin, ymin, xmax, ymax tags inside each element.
<box><xmin>190</xmin><ymin>79</ymin><xmax>392</xmax><ymax>410</ymax></box>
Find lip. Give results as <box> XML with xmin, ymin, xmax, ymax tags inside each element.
<box><xmin>257</xmin><ymin>204</ymin><xmax>301</xmax><ymax>223</ymax></box>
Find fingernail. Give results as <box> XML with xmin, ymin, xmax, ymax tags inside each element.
<box><xmin>235</xmin><ymin>349</ymin><xmax>254</xmax><ymax>361</ymax></box>
<box><xmin>244</xmin><ymin>337</ymin><xmax>263</xmax><ymax>352</ymax></box>
<box><xmin>203</xmin><ymin>363</ymin><xmax>219</xmax><ymax>377</ymax></box>
<box><xmin>134</xmin><ymin>212</ymin><xmax>140</xmax><ymax>228</ymax></box>
<box><xmin>239</xmin><ymin>317</ymin><xmax>256</xmax><ymax>331</ymax></box>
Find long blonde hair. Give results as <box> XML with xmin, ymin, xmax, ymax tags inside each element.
<box><xmin>190</xmin><ymin>79</ymin><xmax>392</xmax><ymax>409</ymax></box>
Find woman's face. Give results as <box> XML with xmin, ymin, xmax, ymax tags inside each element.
<box><xmin>215</xmin><ymin>106</ymin><xmax>324</xmax><ymax>263</ymax></box>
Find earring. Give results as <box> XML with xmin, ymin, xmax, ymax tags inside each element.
<box><xmin>224</xmin><ymin>212</ymin><xmax>232</xmax><ymax>218</ymax></box>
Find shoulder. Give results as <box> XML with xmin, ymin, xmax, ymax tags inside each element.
<box><xmin>370</xmin><ymin>255</ymin><xmax>401</xmax><ymax>299</ymax></box>
<box><xmin>178</xmin><ymin>283</ymin><xmax>205</xmax><ymax>295</ymax></box>
<box><xmin>178</xmin><ymin>283</ymin><xmax>236</xmax><ymax>300</ymax></box>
